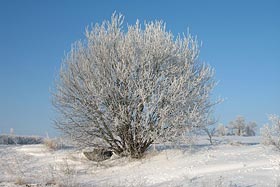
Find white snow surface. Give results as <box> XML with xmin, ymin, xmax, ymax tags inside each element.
<box><xmin>1</xmin><ymin>136</ymin><xmax>280</xmax><ymax>187</ymax></box>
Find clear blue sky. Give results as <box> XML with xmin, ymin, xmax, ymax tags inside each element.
<box><xmin>0</xmin><ymin>0</ymin><xmax>279</xmax><ymax>136</ymax></box>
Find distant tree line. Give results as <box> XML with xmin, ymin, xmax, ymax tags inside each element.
<box><xmin>215</xmin><ymin>116</ymin><xmax>257</xmax><ymax>137</ymax></box>
<box><xmin>0</xmin><ymin>134</ymin><xmax>43</xmax><ymax>145</ymax></box>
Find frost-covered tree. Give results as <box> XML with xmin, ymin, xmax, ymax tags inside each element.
<box><xmin>227</xmin><ymin>116</ymin><xmax>246</xmax><ymax>136</ymax></box>
<box><xmin>261</xmin><ymin>115</ymin><xmax>280</xmax><ymax>150</ymax></box>
<box><xmin>227</xmin><ymin>117</ymin><xmax>256</xmax><ymax>136</ymax></box>
<box><xmin>244</xmin><ymin>121</ymin><xmax>257</xmax><ymax>136</ymax></box>
<box><xmin>53</xmin><ymin>13</ymin><xmax>217</xmax><ymax>158</ymax></box>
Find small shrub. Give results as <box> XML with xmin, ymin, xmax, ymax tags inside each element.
<box><xmin>44</xmin><ymin>138</ymin><xmax>60</xmax><ymax>150</ymax></box>
<box><xmin>44</xmin><ymin>138</ymin><xmax>68</xmax><ymax>150</ymax></box>
<box><xmin>14</xmin><ymin>177</ymin><xmax>27</xmax><ymax>185</ymax></box>
<box><xmin>57</xmin><ymin>158</ymin><xmax>79</xmax><ymax>187</ymax></box>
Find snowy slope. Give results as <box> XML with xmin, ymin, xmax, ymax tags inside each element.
<box><xmin>1</xmin><ymin>136</ymin><xmax>280</xmax><ymax>187</ymax></box>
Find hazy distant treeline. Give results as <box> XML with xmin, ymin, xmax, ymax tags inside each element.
<box><xmin>0</xmin><ymin>134</ymin><xmax>43</xmax><ymax>145</ymax></box>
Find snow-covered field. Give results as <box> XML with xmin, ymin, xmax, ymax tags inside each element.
<box><xmin>1</xmin><ymin>136</ymin><xmax>280</xmax><ymax>187</ymax></box>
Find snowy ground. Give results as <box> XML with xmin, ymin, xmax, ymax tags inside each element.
<box><xmin>1</xmin><ymin>136</ymin><xmax>280</xmax><ymax>187</ymax></box>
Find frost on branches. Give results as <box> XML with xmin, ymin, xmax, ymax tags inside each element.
<box><xmin>261</xmin><ymin>115</ymin><xmax>280</xmax><ymax>150</ymax></box>
<box><xmin>53</xmin><ymin>13</ymin><xmax>217</xmax><ymax>158</ymax></box>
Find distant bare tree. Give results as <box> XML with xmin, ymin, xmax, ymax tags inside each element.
<box><xmin>261</xmin><ymin>115</ymin><xmax>280</xmax><ymax>150</ymax></box>
<box><xmin>53</xmin><ymin>13</ymin><xmax>217</xmax><ymax>158</ymax></box>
